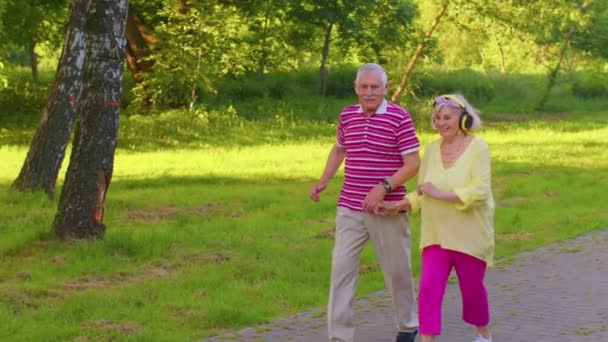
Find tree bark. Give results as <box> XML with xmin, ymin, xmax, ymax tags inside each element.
<box><xmin>53</xmin><ymin>0</ymin><xmax>128</xmax><ymax>240</ymax></box>
<box><xmin>496</xmin><ymin>35</ymin><xmax>506</xmax><ymax>74</ymax></box>
<box><xmin>391</xmin><ymin>3</ymin><xmax>448</xmax><ymax>103</ymax></box>
<box><xmin>125</xmin><ymin>3</ymin><xmax>157</xmax><ymax>84</ymax></box>
<box><xmin>537</xmin><ymin>27</ymin><xmax>575</xmax><ymax>111</ymax></box>
<box><xmin>319</xmin><ymin>20</ymin><xmax>334</xmax><ymax>96</ymax></box>
<box><xmin>28</xmin><ymin>40</ymin><xmax>39</xmax><ymax>83</ymax></box>
<box><xmin>11</xmin><ymin>0</ymin><xmax>88</xmax><ymax>196</ymax></box>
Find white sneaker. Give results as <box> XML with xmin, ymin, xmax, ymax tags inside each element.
<box><xmin>473</xmin><ymin>335</ymin><xmax>492</xmax><ymax>342</ymax></box>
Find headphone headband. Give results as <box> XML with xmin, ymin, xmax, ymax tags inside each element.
<box><xmin>437</xmin><ymin>94</ymin><xmax>466</xmax><ymax>109</ymax></box>
<box><xmin>433</xmin><ymin>94</ymin><xmax>473</xmax><ymax>132</ymax></box>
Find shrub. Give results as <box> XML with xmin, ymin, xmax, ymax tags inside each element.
<box><xmin>0</xmin><ymin>81</ymin><xmax>47</xmax><ymax>126</ymax></box>
<box><xmin>572</xmin><ymin>74</ymin><xmax>607</xmax><ymax>99</ymax></box>
<box><xmin>325</xmin><ymin>65</ymin><xmax>358</xmax><ymax>98</ymax></box>
<box><xmin>416</xmin><ymin>69</ymin><xmax>495</xmax><ymax>103</ymax></box>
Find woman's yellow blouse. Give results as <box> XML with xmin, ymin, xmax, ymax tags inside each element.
<box><xmin>409</xmin><ymin>136</ymin><xmax>495</xmax><ymax>266</ymax></box>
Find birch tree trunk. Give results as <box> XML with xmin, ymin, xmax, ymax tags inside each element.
<box><xmin>391</xmin><ymin>3</ymin><xmax>448</xmax><ymax>103</ymax></box>
<box><xmin>537</xmin><ymin>27</ymin><xmax>575</xmax><ymax>111</ymax></box>
<box><xmin>318</xmin><ymin>20</ymin><xmax>334</xmax><ymax>96</ymax></box>
<box><xmin>12</xmin><ymin>0</ymin><xmax>88</xmax><ymax>196</ymax></box>
<box><xmin>53</xmin><ymin>0</ymin><xmax>128</xmax><ymax>240</ymax></box>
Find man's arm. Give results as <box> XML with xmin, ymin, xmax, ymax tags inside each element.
<box><xmin>362</xmin><ymin>151</ymin><xmax>421</xmax><ymax>212</ymax></box>
<box><xmin>387</xmin><ymin>151</ymin><xmax>421</xmax><ymax>189</ymax></box>
<box><xmin>310</xmin><ymin>144</ymin><xmax>347</xmax><ymax>202</ymax></box>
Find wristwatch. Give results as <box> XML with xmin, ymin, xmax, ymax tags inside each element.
<box><xmin>381</xmin><ymin>179</ymin><xmax>392</xmax><ymax>193</ymax></box>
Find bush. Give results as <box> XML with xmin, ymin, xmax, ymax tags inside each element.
<box><xmin>416</xmin><ymin>68</ymin><xmax>495</xmax><ymax>103</ymax></box>
<box><xmin>572</xmin><ymin>74</ymin><xmax>608</xmax><ymax>99</ymax></box>
<box><xmin>325</xmin><ymin>65</ymin><xmax>358</xmax><ymax>98</ymax></box>
<box><xmin>0</xmin><ymin>81</ymin><xmax>48</xmax><ymax>126</ymax></box>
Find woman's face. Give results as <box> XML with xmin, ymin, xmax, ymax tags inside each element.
<box><xmin>433</xmin><ymin>106</ymin><xmax>462</xmax><ymax>138</ymax></box>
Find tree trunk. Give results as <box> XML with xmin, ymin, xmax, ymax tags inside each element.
<box><xmin>496</xmin><ymin>37</ymin><xmax>506</xmax><ymax>74</ymax></box>
<box><xmin>391</xmin><ymin>3</ymin><xmax>448</xmax><ymax>103</ymax></box>
<box><xmin>29</xmin><ymin>40</ymin><xmax>39</xmax><ymax>83</ymax></box>
<box><xmin>125</xmin><ymin>3</ymin><xmax>156</xmax><ymax>84</ymax></box>
<box><xmin>319</xmin><ymin>21</ymin><xmax>334</xmax><ymax>96</ymax></box>
<box><xmin>11</xmin><ymin>0</ymin><xmax>88</xmax><ymax>196</ymax></box>
<box><xmin>256</xmin><ymin>3</ymin><xmax>272</xmax><ymax>79</ymax></box>
<box><xmin>53</xmin><ymin>0</ymin><xmax>128</xmax><ymax>240</ymax></box>
<box><xmin>537</xmin><ymin>27</ymin><xmax>575</xmax><ymax>111</ymax></box>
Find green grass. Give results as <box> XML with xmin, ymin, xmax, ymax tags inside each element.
<box><xmin>0</xmin><ymin>110</ymin><xmax>607</xmax><ymax>340</ymax></box>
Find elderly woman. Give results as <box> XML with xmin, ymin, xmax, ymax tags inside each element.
<box><xmin>376</xmin><ymin>94</ymin><xmax>495</xmax><ymax>342</ymax></box>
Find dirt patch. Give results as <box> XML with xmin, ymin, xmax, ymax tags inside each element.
<box><xmin>172</xmin><ymin>308</ymin><xmax>205</xmax><ymax>320</ymax></box>
<box><xmin>547</xmin><ymin>112</ymin><xmax>568</xmax><ymax>120</ymax></box>
<box><xmin>85</xmin><ymin>319</ymin><xmax>142</xmax><ymax>335</ymax></box>
<box><xmin>360</xmin><ymin>263</ymin><xmax>380</xmax><ymax>274</ymax></box>
<box><xmin>126</xmin><ymin>206</ymin><xmax>182</xmax><ymax>222</ymax></box>
<box><xmin>490</xmin><ymin>113</ymin><xmax>532</xmax><ymax>121</ymax></box>
<box><xmin>64</xmin><ymin>276</ymin><xmax>108</xmax><ymax>291</ymax></box>
<box><xmin>315</xmin><ymin>228</ymin><xmax>335</xmax><ymax>240</ymax></box>
<box><xmin>180</xmin><ymin>251</ymin><xmax>232</xmax><ymax>264</ymax></box>
<box><xmin>125</xmin><ymin>203</ymin><xmax>228</xmax><ymax>223</ymax></box>
<box><xmin>497</xmin><ymin>232</ymin><xmax>533</xmax><ymax>242</ymax></box>
<box><xmin>63</xmin><ymin>260</ymin><xmax>176</xmax><ymax>293</ymax></box>
<box><xmin>0</xmin><ymin>287</ymin><xmax>38</xmax><ymax>311</ymax></box>
<box><xmin>496</xmin><ymin>197</ymin><xmax>529</xmax><ymax>207</ymax></box>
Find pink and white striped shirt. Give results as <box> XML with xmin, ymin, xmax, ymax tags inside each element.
<box><xmin>336</xmin><ymin>100</ymin><xmax>420</xmax><ymax>211</ymax></box>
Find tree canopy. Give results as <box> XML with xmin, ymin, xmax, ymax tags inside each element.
<box><xmin>0</xmin><ymin>0</ymin><xmax>606</xmax><ymax>106</ymax></box>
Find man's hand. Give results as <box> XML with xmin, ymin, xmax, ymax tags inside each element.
<box><xmin>374</xmin><ymin>200</ymin><xmax>407</xmax><ymax>216</ymax></box>
<box><xmin>363</xmin><ymin>183</ymin><xmax>386</xmax><ymax>212</ymax></box>
<box><xmin>310</xmin><ymin>181</ymin><xmax>328</xmax><ymax>202</ymax></box>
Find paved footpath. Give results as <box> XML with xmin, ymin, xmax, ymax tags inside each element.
<box><xmin>204</xmin><ymin>228</ymin><xmax>608</xmax><ymax>342</ymax></box>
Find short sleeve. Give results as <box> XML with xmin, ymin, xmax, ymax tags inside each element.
<box><xmin>336</xmin><ymin>114</ymin><xmax>345</xmax><ymax>146</ymax></box>
<box><xmin>396</xmin><ymin>112</ymin><xmax>420</xmax><ymax>155</ymax></box>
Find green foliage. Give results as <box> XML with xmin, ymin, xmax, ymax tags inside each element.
<box><xmin>133</xmin><ymin>1</ymin><xmax>242</xmax><ymax>109</ymax></box>
<box><xmin>0</xmin><ymin>76</ymin><xmax>48</xmax><ymax>126</ymax></box>
<box><xmin>209</xmin><ymin>65</ymin><xmax>358</xmax><ymax>103</ymax></box>
<box><xmin>0</xmin><ymin>0</ymin><xmax>66</xmax><ymax>64</ymax></box>
<box><xmin>415</xmin><ymin>68</ymin><xmax>495</xmax><ymax>103</ymax></box>
<box><xmin>572</xmin><ymin>0</ymin><xmax>608</xmax><ymax>58</ymax></box>
<box><xmin>572</xmin><ymin>72</ymin><xmax>608</xmax><ymax>99</ymax></box>
<box><xmin>0</xmin><ymin>61</ymin><xmax>7</xmax><ymax>88</ymax></box>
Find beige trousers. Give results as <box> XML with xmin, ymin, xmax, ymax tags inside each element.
<box><xmin>328</xmin><ymin>207</ymin><xmax>418</xmax><ymax>342</ymax></box>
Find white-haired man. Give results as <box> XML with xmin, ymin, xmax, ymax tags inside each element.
<box><xmin>310</xmin><ymin>63</ymin><xmax>420</xmax><ymax>342</ymax></box>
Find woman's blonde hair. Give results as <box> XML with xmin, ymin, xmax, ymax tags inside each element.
<box><xmin>430</xmin><ymin>93</ymin><xmax>482</xmax><ymax>132</ymax></box>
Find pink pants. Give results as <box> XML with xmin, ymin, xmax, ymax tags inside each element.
<box><xmin>418</xmin><ymin>245</ymin><xmax>490</xmax><ymax>336</ymax></box>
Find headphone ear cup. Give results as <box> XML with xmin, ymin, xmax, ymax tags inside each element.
<box><xmin>459</xmin><ymin>111</ymin><xmax>473</xmax><ymax>131</ymax></box>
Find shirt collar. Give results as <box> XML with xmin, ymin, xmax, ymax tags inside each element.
<box><xmin>356</xmin><ymin>99</ymin><xmax>388</xmax><ymax>116</ymax></box>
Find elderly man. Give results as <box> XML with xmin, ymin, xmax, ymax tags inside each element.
<box><xmin>310</xmin><ymin>63</ymin><xmax>420</xmax><ymax>342</ymax></box>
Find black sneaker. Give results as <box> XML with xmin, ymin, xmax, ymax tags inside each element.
<box><xmin>396</xmin><ymin>329</ymin><xmax>418</xmax><ymax>342</ymax></box>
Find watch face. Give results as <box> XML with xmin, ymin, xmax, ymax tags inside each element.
<box><xmin>382</xmin><ymin>180</ymin><xmax>391</xmax><ymax>192</ymax></box>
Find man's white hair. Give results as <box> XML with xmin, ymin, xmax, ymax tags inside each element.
<box><xmin>355</xmin><ymin>63</ymin><xmax>387</xmax><ymax>87</ymax></box>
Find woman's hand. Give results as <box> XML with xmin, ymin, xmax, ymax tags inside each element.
<box><xmin>417</xmin><ymin>182</ymin><xmax>442</xmax><ymax>199</ymax></box>
<box><xmin>374</xmin><ymin>199</ymin><xmax>410</xmax><ymax>216</ymax></box>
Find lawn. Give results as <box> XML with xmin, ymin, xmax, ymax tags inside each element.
<box><xmin>0</xmin><ymin>110</ymin><xmax>607</xmax><ymax>340</ymax></box>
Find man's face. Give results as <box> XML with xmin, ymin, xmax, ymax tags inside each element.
<box><xmin>355</xmin><ymin>71</ymin><xmax>387</xmax><ymax>114</ymax></box>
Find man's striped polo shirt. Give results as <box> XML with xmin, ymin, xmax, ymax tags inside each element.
<box><xmin>336</xmin><ymin>99</ymin><xmax>420</xmax><ymax>211</ymax></box>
